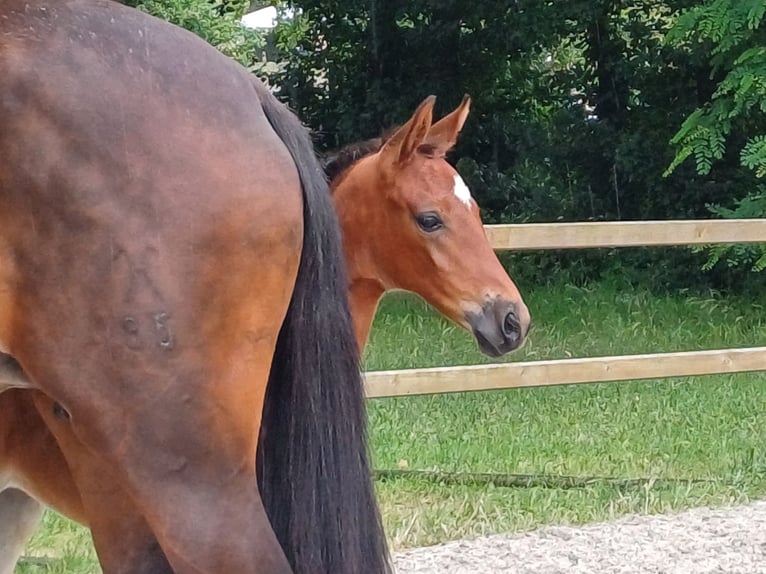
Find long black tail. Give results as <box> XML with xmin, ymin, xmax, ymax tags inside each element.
<box><xmin>254</xmin><ymin>80</ymin><xmax>392</xmax><ymax>574</ymax></box>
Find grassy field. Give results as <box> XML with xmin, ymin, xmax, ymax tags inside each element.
<box><xmin>17</xmin><ymin>280</ymin><xmax>766</xmax><ymax>572</ymax></box>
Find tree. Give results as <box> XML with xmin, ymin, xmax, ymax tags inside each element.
<box><xmin>666</xmin><ymin>0</ymin><xmax>766</xmax><ymax>272</ymax></box>
<box><xmin>119</xmin><ymin>0</ymin><xmax>765</xmax><ymax>289</ymax></box>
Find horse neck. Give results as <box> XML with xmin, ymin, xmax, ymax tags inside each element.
<box><xmin>331</xmin><ymin>161</ymin><xmax>387</xmax><ymax>350</ymax></box>
<box><xmin>348</xmin><ymin>278</ymin><xmax>385</xmax><ymax>350</ymax></box>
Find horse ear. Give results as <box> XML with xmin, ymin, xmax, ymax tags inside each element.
<box><xmin>424</xmin><ymin>94</ymin><xmax>471</xmax><ymax>152</ymax></box>
<box><xmin>380</xmin><ymin>96</ymin><xmax>436</xmax><ymax>165</ymax></box>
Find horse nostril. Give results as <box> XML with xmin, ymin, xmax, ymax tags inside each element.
<box><xmin>503</xmin><ymin>310</ymin><xmax>521</xmax><ymax>341</ymax></box>
<box><xmin>466</xmin><ymin>302</ymin><xmax>526</xmax><ymax>357</ymax></box>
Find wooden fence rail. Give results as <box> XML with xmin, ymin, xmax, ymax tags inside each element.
<box><xmin>365</xmin><ymin>347</ymin><xmax>766</xmax><ymax>398</ymax></box>
<box><xmin>484</xmin><ymin>218</ymin><xmax>766</xmax><ymax>250</ymax></box>
<box><xmin>364</xmin><ymin>219</ymin><xmax>766</xmax><ymax>398</ymax></box>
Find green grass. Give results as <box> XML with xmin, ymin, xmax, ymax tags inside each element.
<box><xmin>367</xmin><ymin>283</ymin><xmax>766</xmax><ymax>548</ymax></box>
<box><xmin>16</xmin><ymin>280</ymin><xmax>766</xmax><ymax>570</ymax></box>
<box><xmin>18</xmin><ymin>512</ymin><xmax>98</xmax><ymax>573</ymax></box>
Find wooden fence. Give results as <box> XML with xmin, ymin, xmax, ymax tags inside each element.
<box><xmin>364</xmin><ymin>219</ymin><xmax>766</xmax><ymax>398</ymax></box>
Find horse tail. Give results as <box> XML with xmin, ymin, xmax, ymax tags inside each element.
<box><xmin>254</xmin><ymin>81</ymin><xmax>391</xmax><ymax>574</ymax></box>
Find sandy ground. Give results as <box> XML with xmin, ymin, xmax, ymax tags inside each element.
<box><xmin>393</xmin><ymin>500</ymin><xmax>766</xmax><ymax>573</ymax></box>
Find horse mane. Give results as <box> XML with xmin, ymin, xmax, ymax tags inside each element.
<box><xmin>321</xmin><ymin>136</ymin><xmax>385</xmax><ymax>183</ymax></box>
<box><xmin>321</xmin><ymin>126</ymin><xmax>444</xmax><ymax>185</ymax></box>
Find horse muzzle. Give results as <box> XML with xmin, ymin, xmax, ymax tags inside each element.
<box><xmin>466</xmin><ymin>299</ymin><xmax>530</xmax><ymax>357</ymax></box>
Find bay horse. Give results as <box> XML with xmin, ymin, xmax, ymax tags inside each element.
<box><xmin>324</xmin><ymin>94</ymin><xmax>529</xmax><ymax>354</ymax></box>
<box><xmin>0</xmin><ymin>0</ymin><xmax>390</xmax><ymax>573</ymax></box>
<box><xmin>0</xmin><ymin>11</ymin><xmax>530</xmax><ymax>567</ymax></box>
<box><xmin>1</xmin><ymin>91</ymin><xmax>530</xmax><ymax>571</ymax></box>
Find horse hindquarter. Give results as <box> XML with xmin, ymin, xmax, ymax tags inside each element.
<box><xmin>0</xmin><ymin>1</ymin><xmax>303</xmax><ymax>571</ymax></box>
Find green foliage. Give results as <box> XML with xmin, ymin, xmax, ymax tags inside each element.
<box><xmin>742</xmin><ymin>129</ymin><xmax>766</xmax><ymax>177</ymax></box>
<box><xmin>666</xmin><ymin>0</ymin><xmax>766</xmax><ymax>177</ymax></box>
<box><xmin>665</xmin><ymin>0</ymin><xmax>766</xmax><ymax>273</ymax></box>
<box><xmin>691</xmin><ymin>191</ymin><xmax>766</xmax><ymax>272</ymax></box>
<box><xmin>262</xmin><ymin>0</ymin><xmax>763</xmax><ymax>288</ymax></box>
<box><xmin>114</xmin><ymin>0</ymin><xmax>765</xmax><ymax>290</ymax></box>
<box><xmin>127</xmin><ymin>0</ymin><xmax>267</xmax><ymax>66</ymax></box>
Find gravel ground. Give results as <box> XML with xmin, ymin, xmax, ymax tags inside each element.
<box><xmin>393</xmin><ymin>500</ymin><xmax>766</xmax><ymax>573</ymax></box>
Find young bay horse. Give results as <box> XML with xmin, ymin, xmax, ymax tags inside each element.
<box><xmin>1</xmin><ymin>88</ymin><xmax>529</xmax><ymax>571</ymax></box>
<box><xmin>324</xmin><ymin>94</ymin><xmax>530</xmax><ymax>354</ymax></box>
<box><xmin>0</xmin><ymin>0</ymin><xmax>390</xmax><ymax>573</ymax></box>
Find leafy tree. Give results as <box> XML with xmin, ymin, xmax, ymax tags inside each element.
<box><xmin>666</xmin><ymin>0</ymin><xmax>766</xmax><ymax>176</ymax></box>
<box><xmin>666</xmin><ymin>0</ymin><xmax>766</xmax><ymax>272</ymax></box>
<box><xmin>117</xmin><ymin>0</ymin><xmax>765</xmax><ymax>290</ymax></box>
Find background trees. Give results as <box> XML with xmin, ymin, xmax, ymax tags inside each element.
<box><xmin>130</xmin><ymin>0</ymin><xmax>766</xmax><ymax>289</ymax></box>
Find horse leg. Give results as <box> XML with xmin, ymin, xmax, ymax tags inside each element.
<box><xmin>0</xmin><ymin>389</ymin><xmax>86</xmax><ymax>522</ymax></box>
<box><xmin>9</xmin><ymin>224</ymin><xmax>302</xmax><ymax>573</ymax></box>
<box><xmin>36</xmin><ymin>350</ymin><xmax>291</xmax><ymax>574</ymax></box>
<box><xmin>0</xmin><ymin>489</ymin><xmax>43</xmax><ymax>574</ymax></box>
<box><xmin>1</xmin><ymin>387</ymin><xmax>169</xmax><ymax>573</ymax></box>
<box><xmin>0</xmin><ymin>388</ymin><xmax>83</xmax><ymax>574</ymax></box>
<box><xmin>30</xmin><ymin>391</ymin><xmax>172</xmax><ymax>574</ymax></box>
<box><xmin>0</xmin><ymin>353</ymin><xmax>30</xmax><ymax>393</ymax></box>
<box><xmin>0</xmin><ymin>380</ymin><xmax>44</xmax><ymax>574</ymax></box>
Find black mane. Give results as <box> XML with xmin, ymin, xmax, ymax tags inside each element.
<box><xmin>321</xmin><ymin>125</ymin><xmax>447</xmax><ymax>183</ymax></box>
<box><xmin>321</xmin><ymin>137</ymin><xmax>384</xmax><ymax>182</ymax></box>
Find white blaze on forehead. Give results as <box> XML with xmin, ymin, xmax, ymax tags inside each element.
<box><xmin>453</xmin><ymin>174</ymin><xmax>473</xmax><ymax>207</ymax></box>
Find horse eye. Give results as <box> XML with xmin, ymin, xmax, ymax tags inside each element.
<box><xmin>415</xmin><ymin>212</ymin><xmax>443</xmax><ymax>232</ymax></box>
